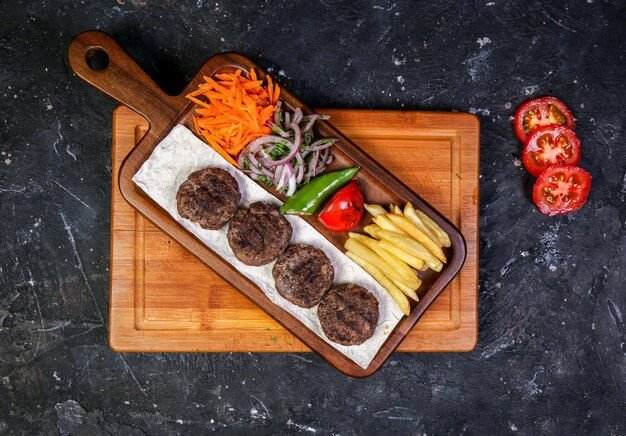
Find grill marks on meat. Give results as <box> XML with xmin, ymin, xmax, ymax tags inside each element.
<box><xmin>176</xmin><ymin>168</ymin><xmax>241</xmax><ymax>230</ymax></box>
<box><xmin>272</xmin><ymin>244</ymin><xmax>334</xmax><ymax>308</ymax></box>
<box><xmin>318</xmin><ymin>283</ymin><xmax>379</xmax><ymax>346</ymax></box>
<box><xmin>227</xmin><ymin>201</ymin><xmax>292</xmax><ymax>266</ymax></box>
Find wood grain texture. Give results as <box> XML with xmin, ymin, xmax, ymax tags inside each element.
<box><xmin>111</xmin><ymin>106</ymin><xmax>478</xmax><ymax>357</ymax></box>
<box><xmin>71</xmin><ymin>30</ymin><xmax>474</xmax><ymax>376</ymax></box>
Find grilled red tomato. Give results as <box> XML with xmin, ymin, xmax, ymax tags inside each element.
<box><xmin>514</xmin><ymin>97</ymin><xmax>575</xmax><ymax>143</ymax></box>
<box><xmin>522</xmin><ymin>126</ymin><xmax>581</xmax><ymax>177</ymax></box>
<box><xmin>318</xmin><ymin>181</ymin><xmax>364</xmax><ymax>232</ymax></box>
<box><xmin>533</xmin><ymin>165</ymin><xmax>591</xmax><ymax>216</ymax></box>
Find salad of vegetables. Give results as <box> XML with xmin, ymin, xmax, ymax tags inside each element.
<box><xmin>237</xmin><ymin>103</ymin><xmax>336</xmax><ymax>196</ymax></box>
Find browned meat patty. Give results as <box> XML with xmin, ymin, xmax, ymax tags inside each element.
<box><xmin>227</xmin><ymin>201</ymin><xmax>292</xmax><ymax>266</ymax></box>
<box><xmin>317</xmin><ymin>283</ymin><xmax>379</xmax><ymax>346</ymax></box>
<box><xmin>272</xmin><ymin>244</ymin><xmax>334</xmax><ymax>308</ymax></box>
<box><xmin>176</xmin><ymin>168</ymin><xmax>240</xmax><ymax>230</ymax></box>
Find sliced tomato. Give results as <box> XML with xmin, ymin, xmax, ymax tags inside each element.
<box><xmin>522</xmin><ymin>126</ymin><xmax>581</xmax><ymax>177</ymax></box>
<box><xmin>532</xmin><ymin>165</ymin><xmax>591</xmax><ymax>216</ymax></box>
<box><xmin>318</xmin><ymin>181</ymin><xmax>364</xmax><ymax>232</ymax></box>
<box><xmin>514</xmin><ymin>97</ymin><xmax>575</xmax><ymax>143</ymax></box>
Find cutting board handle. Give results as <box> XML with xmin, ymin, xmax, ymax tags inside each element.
<box><xmin>68</xmin><ymin>30</ymin><xmax>179</xmax><ymax>128</ymax></box>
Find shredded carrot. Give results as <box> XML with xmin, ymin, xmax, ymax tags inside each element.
<box><xmin>186</xmin><ymin>68</ymin><xmax>280</xmax><ymax>167</ymax></box>
<box><xmin>272</xmin><ymin>84</ymin><xmax>280</xmax><ymax>104</ymax></box>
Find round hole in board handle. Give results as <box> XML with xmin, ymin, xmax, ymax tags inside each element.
<box><xmin>86</xmin><ymin>48</ymin><xmax>109</xmax><ymax>71</ymax></box>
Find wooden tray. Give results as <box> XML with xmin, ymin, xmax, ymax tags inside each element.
<box><xmin>110</xmin><ymin>106</ymin><xmax>479</xmax><ymax>355</ymax></box>
<box><xmin>70</xmin><ymin>31</ymin><xmax>475</xmax><ymax>376</ymax></box>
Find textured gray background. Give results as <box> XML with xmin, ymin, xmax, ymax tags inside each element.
<box><xmin>1</xmin><ymin>0</ymin><xmax>625</xmax><ymax>434</ymax></box>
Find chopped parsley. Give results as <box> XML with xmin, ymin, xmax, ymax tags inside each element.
<box><xmin>268</xmin><ymin>142</ymin><xmax>290</xmax><ymax>159</ymax></box>
<box><xmin>269</xmin><ymin>148</ymin><xmax>282</xmax><ymax>160</ymax></box>
<box><xmin>303</xmin><ymin>131</ymin><xmax>314</xmax><ymax>146</ymax></box>
<box><xmin>257</xmin><ymin>175</ymin><xmax>273</xmax><ymax>187</ymax></box>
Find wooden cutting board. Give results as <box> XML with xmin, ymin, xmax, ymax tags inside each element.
<box><xmin>110</xmin><ymin>105</ymin><xmax>478</xmax><ymax>352</ymax></box>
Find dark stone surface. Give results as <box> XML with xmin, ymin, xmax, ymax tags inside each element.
<box><xmin>1</xmin><ymin>0</ymin><xmax>625</xmax><ymax>434</ymax></box>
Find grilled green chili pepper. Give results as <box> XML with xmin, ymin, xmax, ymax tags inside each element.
<box><xmin>280</xmin><ymin>167</ymin><xmax>360</xmax><ymax>215</ymax></box>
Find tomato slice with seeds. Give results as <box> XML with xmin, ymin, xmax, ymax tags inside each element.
<box><xmin>514</xmin><ymin>97</ymin><xmax>576</xmax><ymax>143</ymax></box>
<box><xmin>522</xmin><ymin>126</ymin><xmax>581</xmax><ymax>177</ymax></box>
<box><xmin>532</xmin><ymin>165</ymin><xmax>591</xmax><ymax>216</ymax></box>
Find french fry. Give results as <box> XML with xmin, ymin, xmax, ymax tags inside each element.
<box><xmin>348</xmin><ymin>232</ymin><xmax>373</xmax><ymax>242</ymax></box>
<box><xmin>348</xmin><ymin>233</ymin><xmax>420</xmax><ymax>289</ymax></box>
<box><xmin>387</xmin><ymin>214</ymin><xmax>446</xmax><ymax>263</ymax></box>
<box><xmin>372</xmin><ymin>214</ymin><xmax>409</xmax><ymax>236</ymax></box>
<box><xmin>376</xmin><ymin>246</ymin><xmax>421</xmax><ymax>289</ymax></box>
<box><xmin>363</xmin><ymin>224</ymin><xmax>383</xmax><ymax>239</ymax></box>
<box><xmin>378</xmin><ymin>239</ymin><xmax>426</xmax><ymax>270</ymax></box>
<box><xmin>344</xmin><ymin>238</ymin><xmax>405</xmax><ymax>284</ymax></box>
<box><xmin>378</xmin><ymin>229</ymin><xmax>443</xmax><ymax>271</ymax></box>
<box><xmin>391</xmin><ymin>278</ymin><xmax>420</xmax><ymax>301</ymax></box>
<box><xmin>345</xmin><ymin>251</ymin><xmax>410</xmax><ymax>315</ymax></box>
<box><xmin>391</xmin><ymin>204</ymin><xmax>403</xmax><ymax>215</ymax></box>
<box><xmin>364</xmin><ymin>203</ymin><xmax>386</xmax><ymax>217</ymax></box>
<box><xmin>403</xmin><ymin>203</ymin><xmax>442</xmax><ymax>246</ymax></box>
<box><xmin>406</xmin><ymin>203</ymin><xmax>451</xmax><ymax>247</ymax></box>
<box><xmin>429</xmin><ymin>261</ymin><xmax>443</xmax><ymax>272</ymax></box>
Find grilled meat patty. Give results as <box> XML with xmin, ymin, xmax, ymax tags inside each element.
<box><xmin>317</xmin><ymin>283</ymin><xmax>379</xmax><ymax>345</ymax></box>
<box><xmin>176</xmin><ymin>167</ymin><xmax>240</xmax><ymax>230</ymax></box>
<box><xmin>272</xmin><ymin>244</ymin><xmax>334</xmax><ymax>308</ymax></box>
<box><xmin>227</xmin><ymin>201</ymin><xmax>292</xmax><ymax>266</ymax></box>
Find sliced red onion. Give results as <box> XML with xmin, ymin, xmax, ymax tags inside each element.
<box><xmin>267</xmin><ymin>149</ymin><xmax>296</xmax><ymax>167</ymax></box>
<box><xmin>275</xmin><ymin>169</ymin><xmax>285</xmax><ymax>192</ymax></box>
<box><xmin>247</xmin><ymin>135</ymin><xmax>289</xmax><ymax>154</ymax></box>
<box><xmin>290</xmin><ymin>122</ymin><xmax>302</xmax><ymax>149</ymax></box>
<box><xmin>294</xmin><ymin>152</ymin><xmax>304</xmax><ymax>184</ymax></box>
<box><xmin>317</xmin><ymin>148</ymin><xmax>330</xmax><ymax>172</ymax></box>
<box><xmin>273</xmin><ymin>101</ymin><xmax>283</xmax><ymax>128</ymax></box>
<box><xmin>284</xmin><ymin>111</ymin><xmax>291</xmax><ymax>127</ymax></box>
<box><xmin>309</xmin><ymin>150</ymin><xmax>319</xmax><ymax>178</ymax></box>
<box><xmin>287</xmin><ymin>167</ymin><xmax>297</xmax><ymax>196</ymax></box>
<box><xmin>267</xmin><ymin>122</ymin><xmax>290</xmax><ymax>138</ymax></box>
<box><xmin>302</xmin><ymin>115</ymin><xmax>319</xmax><ymax>132</ymax></box>
<box><xmin>239</xmin><ymin>151</ymin><xmax>271</xmax><ymax>178</ymax></box>
<box><xmin>246</xmin><ymin>151</ymin><xmax>273</xmax><ymax>178</ymax></box>
<box><xmin>293</xmin><ymin>107</ymin><xmax>303</xmax><ymax>125</ymax></box>
<box><xmin>277</xmin><ymin>163</ymin><xmax>294</xmax><ymax>193</ymax></box>
<box><xmin>322</xmin><ymin>148</ymin><xmax>330</xmax><ymax>162</ymax></box>
<box><xmin>301</xmin><ymin>113</ymin><xmax>330</xmax><ymax>133</ymax></box>
<box><xmin>260</xmin><ymin>149</ymin><xmax>274</xmax><ymax>162</ymax></box>
<box><xmin>274</xmin><ymin>164</ymin><xmax>285</xmax><ymax>188</ymax></box>
<box><xmin>306</xmin><ymin>138</ymin><xmax>337</xmax><ymax>152</ymax></box>
<box><xmin>248</xmin><ymin>164</ymin><xmax>260</xmax><ymax>175</ymax></box>
<box><xmin>237</xmin><ymin>150</ymin><xmax>247</xmax><ymax>167</ymax></box>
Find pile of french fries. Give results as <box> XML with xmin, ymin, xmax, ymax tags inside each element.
<box><xmin>344</xmin><ymin>203</ymin><xmax>451</xmax><ymax>315</ymax></box>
